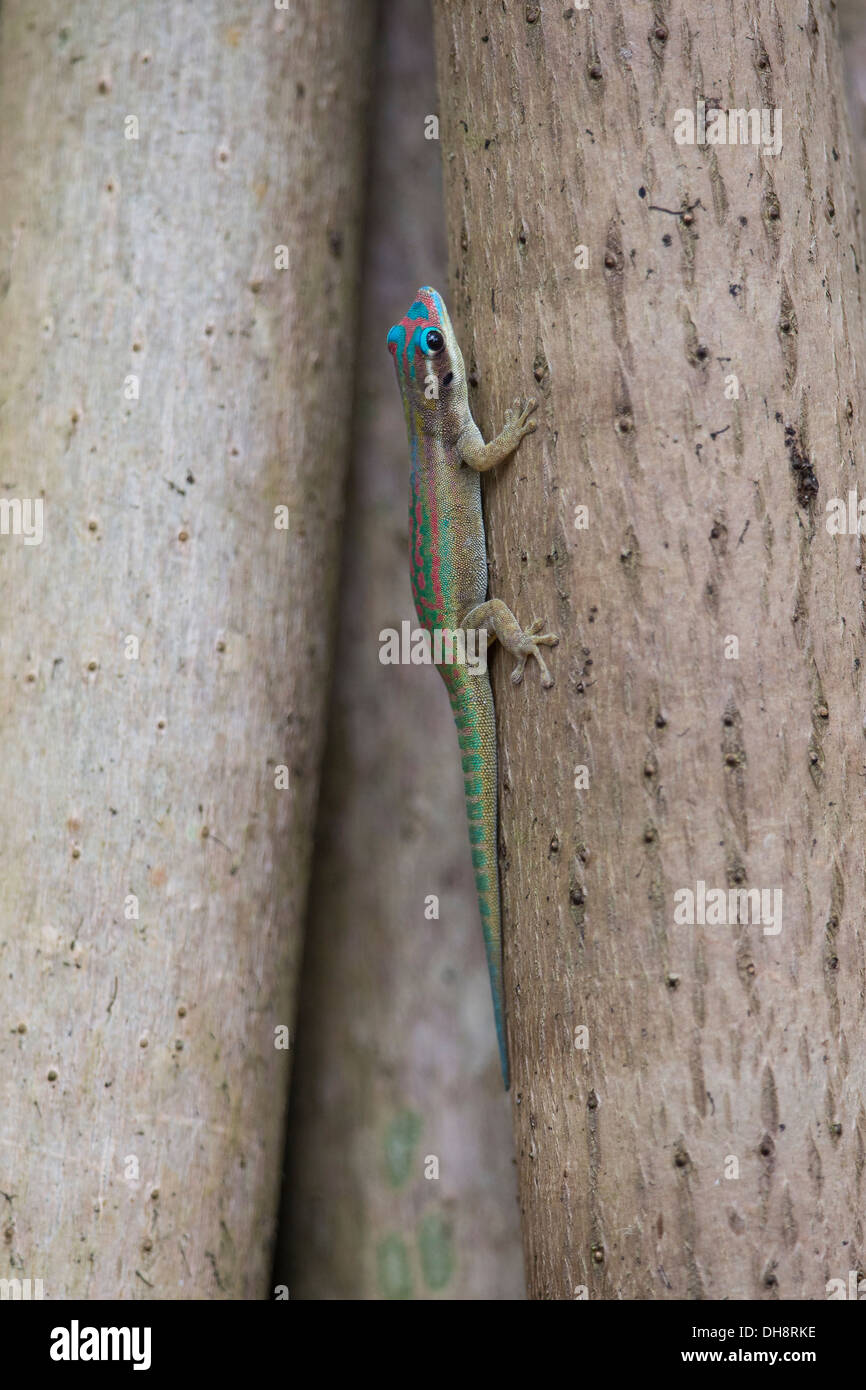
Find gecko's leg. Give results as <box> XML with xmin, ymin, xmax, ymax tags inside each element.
<box><xmin>460</xmin><ymin>398</ymin><xmax>538</xmax><ymax>473</ymax></box>
<box><xmin>461</xmin><ymin>599</ymin><xmax>559</xmax><ymax>688</ymax></box>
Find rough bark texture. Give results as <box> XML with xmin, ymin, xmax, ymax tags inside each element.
<box><xmin>0</xmin><ymin>0</ymin><xmax>372</xmax><ymax>1297</ymax></box>
<box><xmin>279</xmin><ymin>0</ymin><xmax>524</xmax><ymax>1301</ymax></box>
<box><xmin>432</xmin><ymin>0</ymin><xmax>866</xmax><ymax>1299</ymax></box>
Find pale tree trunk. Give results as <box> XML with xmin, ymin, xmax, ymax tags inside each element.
<box><xmin>279</xmin><ymin>0</ymin><xmax>524</xmax><ymax>1300</ymax></box>
<box><xmin>0</xmin><ymin>0</ymin><xmax>373</xmax><ymax>1297</ymax></box>
<box><xmin>433</xmin><ymin>0</ymin><xmax>866</xmax><ymax>1299</ymax></box>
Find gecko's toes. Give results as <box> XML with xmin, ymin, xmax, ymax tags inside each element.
<box><xmin>527</xmin><ymin>619</ymin><xmax>558</xmax><ymax>646</ymax></box>
<box><xmin>511</xmin><ymin>666</ymin><xmax>525</xmax><ymax>685</ymax></box>
<box><xmin>541</xmin><ymin>673</ymin><xmax>554</xmax><ymax>689</ymax></box>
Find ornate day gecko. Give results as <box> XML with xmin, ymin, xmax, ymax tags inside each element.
<box><xmin>387</xmin><ymin>287</ymin><xmax>557</xmax><ymax>1088</ymax></box>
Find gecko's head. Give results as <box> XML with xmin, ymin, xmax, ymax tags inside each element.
<box><xmin>386</xmin><ymin>287</ymin><xmax>467</xmax><ymax>429</ymax></box>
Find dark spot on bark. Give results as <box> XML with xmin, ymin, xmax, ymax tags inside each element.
<box><xmin>783</xmin><ymin>423</ymin><xmax>818</xmax><ymax>507</ymax></box>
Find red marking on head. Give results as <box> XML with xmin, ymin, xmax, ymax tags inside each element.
<box><xmin>393</xmin><ymin>289</ymin><xmax>444</xmax><ymax>369</ymax></box>
<box><xmin>417</xmin><ymin>287</ymin><xmax>441</xmax><ymax>326</ymax></box>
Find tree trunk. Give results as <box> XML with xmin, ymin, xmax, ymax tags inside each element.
<box><xmin>279</xmin><ymin>0</ymin><xmax>524</xmax><ymax>1301</ymax></box>
<box><xmin>0</xmin><ymin>0</ymin><xmax>373</xmax><ymax>1298</ymax></box>
<box><xmin>432</xmin><ymin>0</ymin><xmax>866</xmax><ymax>1300</ymax></box>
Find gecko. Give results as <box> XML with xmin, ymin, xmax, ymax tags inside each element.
<box><xmin>387</xmin><ymin>286</ymin><xmax>558</xmax><ymax>1089</ymax></box>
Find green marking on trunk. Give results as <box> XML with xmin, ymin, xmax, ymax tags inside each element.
<box><xmin>377</xmin><ymin>1234</ymin><xmax>413</xmax><ymax>1300</ymax></box>
<box><xmin>418</xmin><ymin>1213</ymin><xmax>454</xmax><ymax>1290</ymax></box>
<box><xmin>384</xmin><ymin>1109</ymin><xmax>423</xmax><ymax>1187</ymax></box>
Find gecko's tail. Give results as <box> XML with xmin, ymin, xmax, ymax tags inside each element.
<box><xmin>443</xmin><ymin>664</ymin><xmax>509</xmax><ymax>1089</ymax></box>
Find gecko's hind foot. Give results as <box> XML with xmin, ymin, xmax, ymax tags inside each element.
<box><xmin>511</xmin><ymin>621</ymin><xmax>558</xmax><ymax>688</ymax></box>
<box><xmin>526</xmin><ymin>618</ymin><xmax>559</xmax><ymax>646</ymax></box>
<box><xmin>511</xmin><ymin>657</ymin><xmax>554</xmax><ymax>688</ymax></box>
<box><xmin>461</xmin><ymin>598</ymin><xmax>558</xmax><ymax>689</ymax></box>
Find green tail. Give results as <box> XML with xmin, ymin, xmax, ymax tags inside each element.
<box><xmin>444</xmin><ymin>664</ymin><xmax>509</xmax><ymax>1089</ymax></box>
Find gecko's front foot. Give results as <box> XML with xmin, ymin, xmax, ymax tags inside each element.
<box><xmin>503</xmin><ymin>396</ymin><xmax>538</xmax><ymax>443</ymax></box>
<box><xmin>511</xmin><ymin>618</ymin><xmax>559</xmax><ymax>688</ymax></box>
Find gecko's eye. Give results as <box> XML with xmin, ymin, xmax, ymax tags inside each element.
<box><xmin>420</xmin><ymin>327</ymin><xmax>445</xmax><ymax>355</ymax></box>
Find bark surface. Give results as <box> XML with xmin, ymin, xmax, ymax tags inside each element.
<box><xmin>0</xmin><ymin>0</ymin><xmax>372</xmax><ymax>1297</ymax></box>
<box><xmin>432</xmin><ymin>0</ymin><xmax>866</xmax><ymax>1299</ymax></box>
